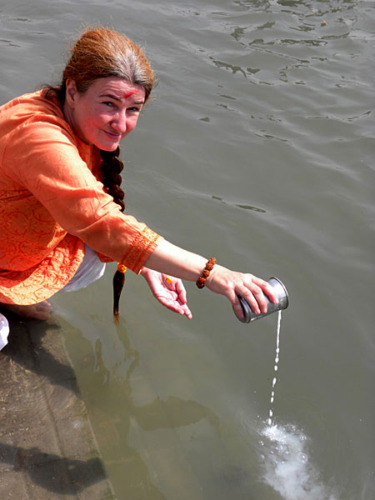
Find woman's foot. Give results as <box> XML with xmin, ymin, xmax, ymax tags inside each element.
<box><xmin>0</xmin><ymin>301</ymin><xmax>53</xmax><ymax>320</ymax></box>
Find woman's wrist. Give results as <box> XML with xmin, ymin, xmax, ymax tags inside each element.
<box><xmin>196</xmin><ymin>258</ymin><xmax>217</xmax><ymax>289</ymax></box>
<box><xmin>204</xmin><ymin>263</ymin><xmax>225</xmax><ymax>289</ymax></box>
<box><xmin>139</xmin><ymin>267</ymin><xmax>153</xmax><ymax>279</ymax></box>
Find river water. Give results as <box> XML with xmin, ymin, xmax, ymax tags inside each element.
<box><xmin>1</xmin><ymin>0</ymin><xmax>374</xmax><ymax>499</ymax></box>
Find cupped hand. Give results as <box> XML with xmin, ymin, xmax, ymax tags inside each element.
<box><xmin>205</xmin><ymin>265</ymin><xmax>279</xmax><ymax>320</ymax></box>
<box><xmin>142</xmin><ymin>269</ymin><xmax>192</xmax><ymax>319</ymax></box>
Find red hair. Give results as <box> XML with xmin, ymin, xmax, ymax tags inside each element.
<box><xmin>45</xmin><ymin>27</ymin><xmax>155</xmax><ymax>104</ymax></box>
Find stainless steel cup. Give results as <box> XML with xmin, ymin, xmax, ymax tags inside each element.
<box><xmin>234</xmin><ymin>277</ymin><xmax>289</xmax><ymax>323</ymax></box>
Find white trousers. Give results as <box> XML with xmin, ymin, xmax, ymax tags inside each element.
<box><xmin>0</xmin><ymin>246</ymin><xmax>106</xmax><ymax>351</ymax></box>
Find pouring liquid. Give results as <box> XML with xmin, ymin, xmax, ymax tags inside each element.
<box><xmin>266</xmin><ymin>310</ymin><xmax>282</xmax><ymax>426</ymax></box>
<box><xmin>259</xmin><ymin>312</ymin><xmax>338</xmax><ymax>499</ymax></box>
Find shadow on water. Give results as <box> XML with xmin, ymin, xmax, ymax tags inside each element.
<box><xmin>59</xmin><ymin>312</ymin><xmax>223</xmax><ymax>499</ymax></box>
<box><xmin>0</xmin><ymin>308</ymin><xmax>80</xmax><ymax>397</ymax></box>
<box><xmin>0</xmin><ymin>442</ymin><xmax>107</xmax><ymax>495</ymax></box>
<box><xmin>0</xmin><ymin>310</ymin><xmax>113</xmax><ymax>497</ymax></box>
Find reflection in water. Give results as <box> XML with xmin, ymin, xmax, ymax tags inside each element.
<box><xmin>211</xmin><ymin>58</ymin><xmax>247</xmax><ymax>78</ymax></box>
<box><xmin>212</xmin><ymin>195</ymin><xmax>266</xmax><ymax>213</ymax></box>
<box><xmin>215</xmin><ymin>0</ymin><xmax>360</xmax><ymax>91</ymax></box>
<box><xmin>66</xmin><ymin>318</ymin><xmax>221</xmax><ymax>499</ymax></box>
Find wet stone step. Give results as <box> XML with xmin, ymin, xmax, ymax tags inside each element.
<box><xmin>0</xmin><ymin>311</ymin><xmax>116</xmax><ymax>500</ymax></box>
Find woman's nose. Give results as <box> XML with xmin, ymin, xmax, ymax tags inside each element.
<box><xmin>112</xmin><ymin>111</ymin><xmax>127</xmax><ymax>134</ymax></box>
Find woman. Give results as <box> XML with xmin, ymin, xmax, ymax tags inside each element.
<box><xmin>0</xmin><ymin>27</ymin><xmax>277</xmax><ymax>350</ymax></box>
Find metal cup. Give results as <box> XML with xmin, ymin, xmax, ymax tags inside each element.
<box><xmin>234</xmin><ymin>277</ymin><xmax>289</xmax><ymax>323</ymax></box>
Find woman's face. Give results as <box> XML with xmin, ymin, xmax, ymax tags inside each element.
<box><xmin>64</xmin><ymin>76</ymin><xmax>146</xmax><ymax>151</ymax></box>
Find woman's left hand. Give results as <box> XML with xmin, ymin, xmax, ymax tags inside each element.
<box><xmin>141</xmin><ymin>269</ymin><xmax>192</xmax><ymax>319</ymax></box>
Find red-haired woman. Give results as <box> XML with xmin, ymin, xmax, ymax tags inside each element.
<box><xmin>0</xmin><ymin>28</ymin><xmax>277</xmax><ymax>349</ymax></box>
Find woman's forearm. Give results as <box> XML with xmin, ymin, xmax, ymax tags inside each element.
<box><xmin>143</xmin><ymin>240</ymin><xmax>208</xmax><ymax>281</ymax></box>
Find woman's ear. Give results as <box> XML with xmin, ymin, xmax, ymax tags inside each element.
<box><xmin>65</xmin><ymin>79</ymin><xmax>78</xmax><ymax>109</ymax></box>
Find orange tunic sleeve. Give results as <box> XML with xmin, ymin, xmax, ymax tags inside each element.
<box><xmin>1</xmin><ymin>97</ymin><xmax>163</xmax><ymax>274</ymax></box>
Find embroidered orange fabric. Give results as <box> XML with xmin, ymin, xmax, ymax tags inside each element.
<box><xmin>0</xmin><ymin>91</ymin><xmax>163</xmax><ymax>305</ymax></box>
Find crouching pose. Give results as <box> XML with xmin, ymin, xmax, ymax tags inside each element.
<box><xmin>0</xmin><ymin>27</ymin><xmax>277</xmax><ymax>350</ymax></box>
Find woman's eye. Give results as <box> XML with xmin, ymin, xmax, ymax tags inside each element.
<box><xmin>103</xmin><ymin>101</ymin><xmax>114</xmax><ymax>107</ymax></box>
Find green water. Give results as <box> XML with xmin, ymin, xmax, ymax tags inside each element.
<box><xmin>1</xmin><ymin>0</ymin><xmax>374</xmax><ymax>498</ymax></box>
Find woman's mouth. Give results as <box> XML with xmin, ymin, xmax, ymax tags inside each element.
<box><xmin>104</xmin><ymin>130</ymin><xmax>122</xmax><ymax>140</ymax></box>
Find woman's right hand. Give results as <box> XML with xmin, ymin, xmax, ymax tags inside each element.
<box><xmin>206</xmin><ymin>265</ymin><xmax>279</xmax><ymax>321</ymax></box>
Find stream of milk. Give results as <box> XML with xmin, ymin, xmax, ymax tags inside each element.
<box><xmin>259</xmin><ymin>312</ymin><xmax>338</xmax><ymax>500</ymax></box>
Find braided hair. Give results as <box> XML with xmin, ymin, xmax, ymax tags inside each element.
<box><xmin>100</xmin><ymin>147</ymin><xmax>127</xmax><ymax>320</ymax></box>
<box><xmin>100</xmin><ymin>148</ymin><xmax>125</xmax><ymax>212</ymax></box>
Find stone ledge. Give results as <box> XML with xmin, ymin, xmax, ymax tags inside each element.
<box><xmin>0</xmin><ymin>311</ymin><xmax>116</xmax><ymax>500</ymax></box>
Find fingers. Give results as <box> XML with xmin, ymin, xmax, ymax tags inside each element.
<box><xmin>157</xmin><ymin>277</ymin><xmax>192</xmax><ymax>319</ymax></box>
<box><xmin>225</xmin><ymin>274</ymin><xmax>264</xmax><ymax>315</ymax></box>
<box><xmin>252</xmin><ymin>276</ymin><xmax>279</xmax><ymax>305</ymax></box>
<box><xmin>158</xmin><ymin>293</ymin><xmax>192</xmax><ymax>319</ymax></box>
<box><xmin>169</xmin><ymin>299</ymin><xmax>192</xmax><ymax>319</ymax></box>
<box><xmin>239</xmin><ymin>285</ymin><xmax>266</xmax><ymax>315</ymax></box>
<box><xmin>208</xmin><ymin>270</ymin><xmax>278</xmax><ymax>317</ymax></box>
<box><xmin>232</xmin><ymin>295</ymin><xmax>246</xmax><ymax>320</ymax></box>
<box><xmin>179</xmin><ymin>303</ymin><xmax>193</xmax><ymax>319</ymax></box>
<box><xmin>175</xmin><ymin>280</ymin><xmax>187</xmax><ymax>304</ymax></box>
<box><xmin>240</xmin><ymin>279</ymin><xmax>279</xmax><ymax>315</ymax></box>
<box><xmin>143</xmin><ymin>271</ymin><xmax>192</xmax><ymax>319</ymax></box>
<box><xmin>164</xmin><ymin>275</ymin><xmax>188</xmax><ymax>305</ymax></box>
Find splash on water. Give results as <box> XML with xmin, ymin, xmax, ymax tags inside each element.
<box><xmin>259</xmin><ymin>424</ymin><xmax>338</xmax><ymax>500</ymax></box>
<box><xmin>259</xmin><ymin>311</ymin><xmax>338</xmax><ymax>500</ymax></box>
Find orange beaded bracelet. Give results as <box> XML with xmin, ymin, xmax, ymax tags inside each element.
<box><xmin>196</xmin><ymin>258</ymin><xmax>216</xmax><ymax>289</ymax></box>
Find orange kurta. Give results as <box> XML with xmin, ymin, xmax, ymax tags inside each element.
<box><xmin>0</xmin><ymin>91</ymin><xmax>163</xmax><ymax>305</ymax></box>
